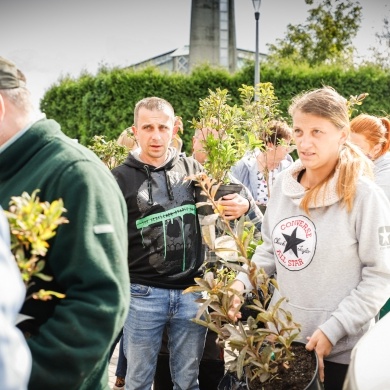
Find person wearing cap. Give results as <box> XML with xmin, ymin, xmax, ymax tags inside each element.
<box><xmin>0</xmin><ymin>56</ymin><xmax>130</xmax><ymax>389</ymax></box>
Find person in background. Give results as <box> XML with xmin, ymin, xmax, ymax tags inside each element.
<box><xmin>231</xmin><ymin>120</ymin><xmax>294</xmax><ymax>214</ymax></box>
<box><xmin>111</xmin><ymin>119</ymin><xmax>185</xmax><ymax>390</ymax></box>
<box><xmin>350</xmin><ymin>113</ymin><xmax>390</xmax><ymax>319</ymax></box>
<box><xmin>0</xmin><ymin>56</ymin><xmax>130</xmax><ymax>390</ymax></box>
<box><xmin>117</xmin><ymin>128</ymin><xmax>138</xmax><ymax>150</ymax></box>
<box><xmin>350</xmin><ymin>114</ymin><xmax>390</xmax><ymax>200</ymax></box>
<box><xmin>229</xmin><ymin>86</ymin><xmax>390</xmax><ymax>390</ymax></box>
<box><xmin>153</xmin><ymin>127</ymin><xmax>263</xmax><ymax>390</ymax></box>
<box><xmin>0</xmin><ymin>206</ymin><xmax>32</xmax><ymax>390</ymax></box>
<box><xmin>111</xmin><ymin>97</ymin><xmax>207</xmax><ymax>390</ymax></box>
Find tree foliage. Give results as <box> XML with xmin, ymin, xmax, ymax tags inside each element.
<box><xmin>266</xmin><ymin>0</ymin><xmax>362</xmax><ymax>67</ymax></box>
<box><xmin>366</xmin><ymin>15</ymin><xmax>390</xmax><ymax>69</ymax></box>
<box><xmin>41</xmin><ymin>61</ymin><xmax>390</xmax><ymax>154</ymax></box>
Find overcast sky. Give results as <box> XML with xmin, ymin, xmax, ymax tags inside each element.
<box><xmin>1</xmin><ymin>0</ymin><xmax>388</xmax><ymax>108</ymax></box>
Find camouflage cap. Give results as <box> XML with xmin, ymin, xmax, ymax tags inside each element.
<box><xmin>0</xmin><ymin>56</ymin><xmax>26</xmax><ymax>89</ymax></box>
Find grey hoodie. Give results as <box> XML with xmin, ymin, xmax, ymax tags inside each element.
<box><xmin>237</xmin><ymin>160</ymin><xmax>390</xmax><ymax>364</ymax></box>
<box><xmin>374</xmin><ymin>152</ymin><xmax>390</xmax><ymax>201</ymax></box>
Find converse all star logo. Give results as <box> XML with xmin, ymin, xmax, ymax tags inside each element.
<box><xmin>379</xmin><ymin>226</ymin><xmax>390</xmax><ymax>247</ymax></box>
<box><xmin>272</xmin><ymin>215</ymin><xmax>317</xmax><ymax>271</ymax></box>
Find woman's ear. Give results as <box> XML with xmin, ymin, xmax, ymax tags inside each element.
<box><xmin>372</xmin><ymin>143</ymin><xmax>382</xmax><ymax>158</ymax></box>
<box><xmin>339</xmin><ymin>129</ymin><xmax>348</xmax><ymax>145</ymax></box>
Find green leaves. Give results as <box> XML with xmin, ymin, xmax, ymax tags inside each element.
<box><xmin>5</xmin><ymin>190</ymin><xmax>68</xmax><ymax>301</ymax></box>
<box><xmin>88</xmin><ymin>135</ymin><xmax>130</xmax><ymax>170</ymax></box>
<box><xmin>347</xmin><ymin>92</ymin><xmax>369</xmax><ymax>118</ymax></box>
<box><xmin>192</xmin><ymin>84</ymin><xmax>281</xmax><ymax>185</ymax></box>
<box><xmin>185</xmin><ymin>258</ymin><xmax>301</xmax><ymax>382</ymax></box>
<box><xmin>267</xmin><ymin>0</ymin><xmax>362</xmax><ymax>67</ymax></box>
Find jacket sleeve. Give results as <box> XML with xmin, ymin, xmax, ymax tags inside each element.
<box><xmin>26</xmin><ymin>161</ymin><xmax>130</xmax><ymax>389</ymax></box>
<box><xmin>230</xmin><ymin>158</ymin><xmax>251</xmax><ymax>192</ymax></box>
<box><xmin>236</xmin><ymin>178</ymin><xmax>263</xmax><ymax>233</ymax></box>
<box><xmin>319</xmin><ymin>183</ymin><xmax>390</xmax><ymax>346</ymax></box>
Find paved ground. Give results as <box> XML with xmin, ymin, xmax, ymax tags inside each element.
<box><xmin>108</xmin><ymin>342</ymin><xmax>120</xmax><ymax>389</ymax></box>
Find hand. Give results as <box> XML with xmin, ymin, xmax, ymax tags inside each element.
<box><xmin>218</xmin><ymin>193</ymin><xmax>250</xmax><ymax>220</ymax></box>
<box><xmin>227</xmin><ymin>280</ymin><xmax>245</xmax><ymax>321</ymax></box>
<box><xmin>306</xmin><ymin>329</ymin><xmax>333</xmax><ymax>382</ymax></box>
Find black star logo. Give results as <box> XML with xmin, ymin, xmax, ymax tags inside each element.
<box><xmin>282</xmin><ymin>227</ymin><xmax>305</xmax><ymax>257</ymax></box>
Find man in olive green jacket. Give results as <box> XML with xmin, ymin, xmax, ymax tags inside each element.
<box><xmin>0</xmin><ymin>56</ymin><xmax>130</xmax><ymax>390</ymax></box>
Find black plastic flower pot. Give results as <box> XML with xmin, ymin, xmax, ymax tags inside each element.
<box><xmin>218</xmin><ymin>341</ymin><xmax>322</xmax><ymax>390</ymax></box>
<box><xmin>195</xmin><ymin>183</ymin><xmax>243</xmax><ymax>216</ymax></box>
<box><xmin>246</xmin><ymin>341</ymin><xmax>322</xmax><ymax>390</ymax></box>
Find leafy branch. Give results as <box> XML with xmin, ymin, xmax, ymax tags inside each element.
<box><xmin>88</xmin><ymin>134</ymin><xmax>130</xmax><ymax>170</ymax></box>
<box><xmin>185</xmin><ymin>172</ymin><xmax>301</xmax><ymax>383</ymax></box>
<box><xmin>4</xmin><ymin>190</ymin><xmax>68</xmax><ymax>301</ymax></box>
<box><xmin>347</xmin><ymin>92</ymin><xmax>369</xmax><ymax>117</ymax></box>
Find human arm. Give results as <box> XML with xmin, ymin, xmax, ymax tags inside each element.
<box><xmin>26</xmin><ymin>162</ymin><xmax>130</xmax><ymax>389</ymax></box>
<box><xmin>217</xmin><ymin>192</ymin><xmax>250</xmax><ymax>220</ymax></box>
<box><xmin>317</xmin><ymin>183</ymin><xmax>390</xmax><ymax>350</ymax></box>
<box><xmin>0</xmin><ymin>209</ymin><xmax>31</xmax><ymax>390</ymax></box>
<box><xmin>305</xmin><ymin>329</ymin><xmax>333</xmax><ymax>382</ymax></box>
<box><xmin>220</xmin><ymin>174</ymin><xmax>263</xmax><ymax>230</ymax></box>
<box><xmin>230</xmin><ymin>157</ymin><xmax>252</xmax><ymax>191</ymax></box>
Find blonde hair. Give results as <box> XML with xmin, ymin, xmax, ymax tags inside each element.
<box><xmin>350</xmin><ymin>114</ymin><xmax>390</xmax><ymax>158</ymax></box>
<box><xmin>289</xmin><ymin>86</ymin><xmax>373</xmax><ymax>213</ymax></box>
<box><xmin>117</xmin><ymin>128</ymin><xmax>137</xmax><ymax>150</ymax></box>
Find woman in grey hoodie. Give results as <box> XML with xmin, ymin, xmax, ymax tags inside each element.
<box><xmin>229</xmin><ymin>87</ymin><xmax>390</xmax><ymax>390</ymax></box>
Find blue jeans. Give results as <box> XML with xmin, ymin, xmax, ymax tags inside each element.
<box><xmin>123</xmin><ymin>284</ymin><xmax>207</xmax><ymax>390</ymax></box>
<box><xmin>115</xmin><ymin>335</ymin><xmax>127</xmax><ymax>378</ymax></box>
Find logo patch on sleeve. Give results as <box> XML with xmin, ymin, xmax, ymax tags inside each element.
<box><xmin>93</xmin><ymin>224</ymin><xmax>114</xmax><ymax>234</ymax></box>
<box><xmin>379</xmin><ymin>226</ymin><xmax>390</xmax><ymax>246</ymax></box>
<box><xmin>272</xmin><ymin>216</ymin><xmax>316</xmax><ymax>271</ymax></box>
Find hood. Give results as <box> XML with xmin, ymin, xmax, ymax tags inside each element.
<box><xmin>282</xmin><ymin>159</ymin><xmax>341</xmax><ymax>208</ymax></box>
<box><xmin>124</xmin><ymin>147</ymin><xmax>179</xmax><ymax>170</ymax></box>
<box><xmin>375</xmin><ymin>152</ymin><xmax>390</xmax><ymax>173</ymax></box>
<box><xmin>124</xmin><ymin>147</ymin><xmax>179</xmax><ymax>205</ymax></box>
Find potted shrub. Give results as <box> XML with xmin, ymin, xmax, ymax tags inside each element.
<box><xmin>191</xmin><ymin>84</ymin><xmax>282</xmax><ymax>212</ymax></box>
<box><xmin>186</xmin><ymin>264</ymin><xmax>321</xmax><ymax>390</ymax></box>
<box><xmin>183</xmin><ymin>175</ymin><xmax>321</xmax><ymax>390</ymax></box>
<box><xmin>184</xmin><ymin>89</ymin><xmax>369</xmax><ymax>390</ymax></box>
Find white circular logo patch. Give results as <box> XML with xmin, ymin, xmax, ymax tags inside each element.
<box><xmin>272</xmin><ymin>215</ymin><xmax>316</xmax><ymax>271</ymax></box>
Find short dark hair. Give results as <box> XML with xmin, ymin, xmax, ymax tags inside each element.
<box><xmin>0</xmin><ymin>56</ymin><xmax>26</xmax><ymax>89</ymax></box>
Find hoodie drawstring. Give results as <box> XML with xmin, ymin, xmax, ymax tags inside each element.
<box><xmin>144</xmin><ymin>166</ymin><xmax>174</xmax><ymax>204</ymax></box>
<box><xmin>144</xmin><ymin>165</ymin><xmax>154</xmax><ymax>205</ymax></box>
<box><xmin>164</xmin><ymin>168</ymin><xmax>174</xmax><ymax>201</ymax></box>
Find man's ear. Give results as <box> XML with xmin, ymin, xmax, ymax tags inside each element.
<box><xmin>172</xmin><ymin>124</ymin><xmax>179</xmax><ymax>136</ymax></box>
<box><xmin>0</xmin><ymin>94</ymin><xmax>5</xmax><ymax>122</ymax></box>
<box><xmin>131</xmin><ymin>125</ymin><xmax>138</xmax><ymax>137</ymax></box>
<box><xmin>173</xmin><ymin>116</ymin><xmax>183</xmax><ymax>136</ymax></box>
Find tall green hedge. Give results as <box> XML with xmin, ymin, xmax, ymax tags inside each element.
<box><xmin>40</xmin><ymin>62</ymin><xmax>390</xmax><ymax>154</ymax></box>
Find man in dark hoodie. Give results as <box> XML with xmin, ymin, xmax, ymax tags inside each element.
<box><xmin>111</xmin><ymin>97</ymin><xmax>207</xmax><ymax>389</ymax></box>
